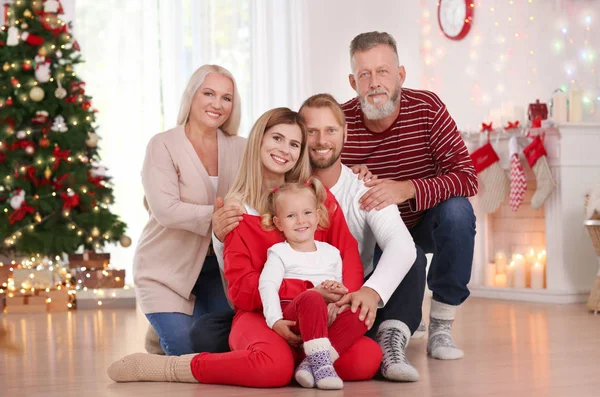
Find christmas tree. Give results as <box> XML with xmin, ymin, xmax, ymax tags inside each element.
<box><xmin>0</xmin><ymin>0</ymin><xmax>128</xmax><ymax>260</ymax></box>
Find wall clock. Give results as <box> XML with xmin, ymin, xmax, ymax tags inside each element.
<box><xmin>438</xmin><ymin>0</ymin><xmax>474</xmax><ymax>41</ymax></box>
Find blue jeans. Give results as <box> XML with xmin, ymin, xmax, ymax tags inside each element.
<box><xmin>145</xmin><ymin>256</ymin><xmax>231</xmax><ymax>356</ymax></box>
<box><xmin>409</xmin><ymin>197</ymin><xmax>476</xmax><ymax>306</ymax></box>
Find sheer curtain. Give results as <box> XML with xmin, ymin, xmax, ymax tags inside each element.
<box><xmin>73</xmin><ymin>0</ymin><xmax>307</xmax><ymax>282</ymax></box>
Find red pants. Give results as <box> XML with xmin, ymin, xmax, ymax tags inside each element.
<box><xmin>282</xmin><ymin>290</ymin><xmax>368</xmax><ymax>356</ymax></box>
<box><xmin>189</xmin><ymin>306</ymin><xmax>382</xmax><ymax>387</ymax></box>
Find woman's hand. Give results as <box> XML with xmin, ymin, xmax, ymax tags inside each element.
<box><xmin>212</xmin><ymin>197</ymin><xmax>243</xmax><ymax>242</ymax></box>
<box><xmin>351</xmin><ymin>164</ymin><xmax>378</xmax><ymax>182</ymax></box>
<box><xmin>272</xmin><ymin>319</ymin><xmax>302</xmax><ymax>347</ymax></box>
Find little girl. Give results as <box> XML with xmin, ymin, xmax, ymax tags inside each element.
<box><xmin>258</xmin><ymin>178</ymin><xmax>368</xmax><ymax>390</ymax></box>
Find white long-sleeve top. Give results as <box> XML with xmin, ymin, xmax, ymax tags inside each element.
<box><xmin>258</xmin><ymin>241</ymin><xmax>342</xmax><ymax>328</ymax></box>
<box><xmin>330</xmin><ymin>165</ymin><xmax>417</xmax><ymax>306</ymax></box>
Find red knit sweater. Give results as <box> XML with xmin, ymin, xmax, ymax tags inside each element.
<box><xmin>223</xmin><ymin>191</ymin><xmax>364</xmax><ymax>312</ymax></box>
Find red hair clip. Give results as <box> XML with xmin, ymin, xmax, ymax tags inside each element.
<box><xmin>304</xmin><ymin>181</ymin><xmax>311</xmax><ymax>187</ymax></box>
<box><xmin>272</xmin><ymin>187</ymin><xmax>279</xmax><ymax>193</ymax></box>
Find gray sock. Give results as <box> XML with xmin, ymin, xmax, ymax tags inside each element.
<box><xmin>427</xmin><ymin>300</ymin><xmax>464</xmax><ymax>360</ymax></box>
<box><xmin>376</xmin><ymin>320</ymin><xmax>419</xmax><ymax>382</ymax></box>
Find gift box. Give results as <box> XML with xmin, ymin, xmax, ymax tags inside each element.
<box><xmin>12</xmin><ymin>268</ymin><xmax>61</xmax><ymax>290</ymax></box>
<box><xmin>0</xmin><ymin>263</ymin><xmax>12</xmax><ymax>286</ymax></box>
<box><xmin>68</xmin><ymin>252</ymin><xmax>110</xmax><ymax>270</ymax></box>
<box><xmin>5</xmin><ymin>288</ymin><xmax>72</xmax><ymax>313</ymax></box>
<box><xmin>75</xmin><ymin>269</ymin><xmax>125</xmax><ymax>288</ymax></box>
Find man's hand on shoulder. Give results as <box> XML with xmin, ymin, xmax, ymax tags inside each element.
<box><xmin>359</xmin><ymin>179</ymin><xmax>416</xmax><ymax>211</ymax></box>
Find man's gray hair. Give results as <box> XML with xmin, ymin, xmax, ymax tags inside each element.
<box><xmin>349</xmin><ymin>31</ymin><xmax>399</xmax><ymax>60</ymax></box>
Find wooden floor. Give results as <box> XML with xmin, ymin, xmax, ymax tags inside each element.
<box><xmin>1</xmin><ymin>298</ymin><xmax>599</xmax><ymax>397</ymax></box>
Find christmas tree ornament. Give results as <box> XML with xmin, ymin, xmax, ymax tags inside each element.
<box><xmin>29</xmin><ymin>86</ymin><xmax>45</xmax><ymax>101</ymax></box>
<box><xmin>25</xmin><ymin>146</ymin><xmax>35</xmax><ymax>155</ymax></box>
<box><xmin>85</xmin><ymin>132</ymin><xmax>99</xmax><ymax>147</ymax></box>
<box><xmin>55</xmin><ymin>79</ymin><xmax>67</xmax><ymax>98</ymax></box>
<box><xmin>23</xmin><ymin>9</ymin><xmax>32</xmax><ymax>18</ymax></box>
<box><xmin>34</xmin><ymin>212</ymin><xmax>42</xmax><ymax>223</ymax></box>
<box><xmin>523</xmin><ymin>135</ymin><xmax>556</xmax><ymax>209</ymax></box>
<box><xmin>120</xmin><ymin>235</ymin><xmax>132</xmax><ymax>248</ymax></box>
<box><xmin>469</xmin><ymin>135</ymin><xmax>509</xmax><ymax>214</ymax></box>
<box><xmin>32</xmin><ymin>110</ymin><xmax>49</xmax><ymax>124</ymax></box>
<box><xmin>11</xmin><ymin>76</ymin><xmax>19</xmax><ymax>87</ymax></box>
<box><xmin>21</xmin><ymin>31</ymin><xmax>44</xmax><ymax>46</ymax></box>
<box><xmin>56</xmin><ymin>50</ymin><xmax>62</xmax><ymax>58</ymax></box>
<box><xmin>22</xmin><ymin>61</ymin><xmax>32</xmax><ymax>71</ymax></box>
<box><xmin>44</xmin><ymin>166</ymin><xmax>52</xmax><ymax>179</ymax></box>
<box><xmin>6</xmin><ymin>97</ymin><xmax>14</xmax><ymax>105</ymax></box>
<box><xmin>38</xmin><ymin>46</ymin><xmax>47</xmax><ymax>56</ymax></box>
<box><xmin>34</xmin><ymin>56</ymin><xmax>51</xmax><ymax>82</ymax></box>
<box><xmin>509</xmin><ymin>136</ymin><xmax>527</xmax><ymax>212</ymax></box>
<box><xmin>21</xmin><ymin>22</ymin><xmax>28</xmax><ymax>29</ymax></box>
<box><xmin>80</xmin><ymin>155</ymin><xmax>89</xmax><ymax>163</ymax></box>
<box><xmin>91</xmin><ymin>227</ymin><xmax>100</xmax><ymax>238</ymax></box>
<box><xmin>16</xmin><ymin>130</ymin><xmax>27</xmax><ymax>139</ymax></box>
<box><xmin>51</xmin><ymin>115</ymin><xmax>68</xmax><ymax>132</ymax></box>
<box><xmin>44</xmin><ymin>0</ymin><xmax>60</xmax><ymax>13</ymax></box>
<box><xmin>39</xmin><ymin>137</ymin><xmax>50</xmax><ymax>147</ymax></box>
<box><xmin>10</xmin><ymin>189</ymin><xmax>26</xmax><ymax>210</ymax></box>
<box><xmin>65</xmin><ymin>65</ymin><xmax>72</xmax><ymax>72</ymax></box>
<box><xmin>2</xmin><ymin>62</ymin><xmax>9</xmax><ymax>72</ymax></box>
<box><xmin>6</xmin><ymin>26</ymin><xmax>18</xmax><ymax>46</ymax></box>
<box><xmin>90</xmin><ymin>166</ymin><xmax>106</xmax><ymax>178</ymax></box>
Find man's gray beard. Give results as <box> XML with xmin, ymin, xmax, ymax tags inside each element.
<box><xmin>359</xmin><ymin>86</ymin><xmax>401</xmax><ymax>120</ymax></box>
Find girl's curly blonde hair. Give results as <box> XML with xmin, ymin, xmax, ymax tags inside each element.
<box><xmin>261</xmin><ymin>177</ymin><xmax>330</xmax><ymax>231</ymax></box>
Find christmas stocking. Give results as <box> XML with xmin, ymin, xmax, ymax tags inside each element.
<box><xmin>509</xmin><ymin>136</ymin><xmax>527</xmax><ymax>212</ymax></box>
<box><xmin>523</xmin><ymin>135</ymin><xmax>556</xmax><ymax>209</ymax></box>
<box><xmin>470</xmin><ymin>143</ymin><xmax>510</xmax><ymax>213</ymax></box>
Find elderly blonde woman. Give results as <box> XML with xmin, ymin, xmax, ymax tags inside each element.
<box><xmin>134</xmin><ymin>65</ymin><xmax>246</xmax><ymax>356</ymax></box>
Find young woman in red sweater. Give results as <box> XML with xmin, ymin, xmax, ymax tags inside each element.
<box><xmin>107</xmin><ymin>108</ymin><xmax>382</xmax><ymax>387</ymax></box>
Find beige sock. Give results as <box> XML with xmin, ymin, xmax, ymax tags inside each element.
<box><xmin>107</xmin><ymin>353</ymin><xmax>198</xmax><ymax>383</ymax></box>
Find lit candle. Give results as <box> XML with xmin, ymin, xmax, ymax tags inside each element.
<box><xmin>531</xmin><ymin>262</ymin><xmax>545</xmax><ymax>289</ymax></box>
<box><xmin>525</xmin><ymin>248</ymin><xmax>537</xmax><ymax>266</ymax></box>
<box><xmin>513</xmin><ymin>259</ymin><xmax>527</xmax><ymax>289</ymax></box>
<box><xmin>507</xmin><ymin>261</ymin><xmax>515</xmax><ymax>287</ymax></box>
<box><xmin>537</xmin><ymin>250</ymin><xmax>547</xmax><ymax>266</ymax></box>
<box><xmin>495</xmin><ymin>273</ymin><xmax>508</xmax><ymax>287</ymax></box>
<box><xmin>484</xmin><ymin>262</ymin><xmax>496</xmax><ymax>287</ymax></box>
<box><xmin>495</xmin><ymin>251</ymin><xmax>508</xmax><ymax>274</ymax></box>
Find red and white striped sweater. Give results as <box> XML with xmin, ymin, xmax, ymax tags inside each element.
<box><xmin>341</xmin><ymin>88</ymin><xmax>478</xmax><ymax>228</ymax></box>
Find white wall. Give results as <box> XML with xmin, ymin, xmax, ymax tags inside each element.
<box><xmin>303</xmin><ymin>0</ymin><xmax>422</xmax><ymax>104</ymax></box>
<box><xmin>419</xmin><ymin>0</ymin><xmax>600</xmax><ymax>130</ymax></box>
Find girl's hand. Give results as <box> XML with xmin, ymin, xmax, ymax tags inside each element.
<box><xmin>320</xmin><ymin>280</ymin><xmax>348</xmax><ymax>295</ymax></box>
<box><xmin>272</xmin><ymin>319</ymin><xmax>302</xmax><ymax>347</ymax></box>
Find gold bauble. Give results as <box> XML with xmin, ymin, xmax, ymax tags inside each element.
<box><xmin>55</xmin><ymin>87</ymin><xmax>67</xmax><ymax>99</ymax></box>
<box><xmin>21</xmin><ymin>22</ymin><xmax>29</xmax><ymax>29</ymax></box>
<box><xmin>38</xmin><ymin>47</ymin><xmax>47</xmax><ymax>57</ymax></box>
<box><xmin>29</xmin><ymin>86</ymin><xmax>45</xmax><ymax>102</ymax></box>
<box><xmin>2</xmin><ymin>62</ymin><xmax>10</xmax><ymax>72</ymax></box>
<box><xmin>44</xmin><ymin>166</ymin><xmax>52</xmax><ymax>179</ymax></box>
<box><xmin>85</xmin><ymin>132</ymin><xmax>99</xmax><ymax>148</ymax></box>
<box><xmin>65</xmin><ymin>65</ymin><xmax>73</xmax><ymax>72</ymax></box>
<box><xmin>91</xmin><ymin>227</ymin><xmax>100</xmax><ymax>238</ymax></box>
<box><xmin>120</xmin><ymin>235</ymin><xmax>132</xmax><ymax>248</ymax></box>
<box><xmin>23</xmin><ymin>9</ymin><xmax>32</xmax><ymax>18</ymax></box>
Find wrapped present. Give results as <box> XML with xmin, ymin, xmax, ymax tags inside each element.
<box><xmin>12</xmin><ymin>268</ymin><xmax>61</xmax><ymax>290</ymax></box>
<box><xmin>75</xmin><ymin>269</ymin><xmax>125</xmax><ymax>288</ymax></box>
<box><xmin>0</xmin><ymin>263</ymin><xmax>12</xmax><ymax>286</ymax></box>
<box><xmin>5</xmin><ymin>288</ymin><xmax>72</xmax><ymax>313</ymax></box>
<box><xmin>68</xmin><ymin>252</ymin><xmax>110</xmax><ymax>270</ymax></box>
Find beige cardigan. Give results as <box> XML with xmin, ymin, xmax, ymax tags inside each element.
<box><xmin>134</xmin><ymin>125</ymin><xmax>246</xmax><ymax>315</ymax></box>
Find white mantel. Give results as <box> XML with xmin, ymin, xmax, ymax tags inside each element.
<box><xmin>466</xmin><ymin>123</ymin><xmax>600</xmax><ymax>303</ymax></box>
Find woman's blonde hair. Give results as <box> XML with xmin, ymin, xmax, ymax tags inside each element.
<box><xmin>176</xmin><ymin>64</ymin><xmax>241</xmax><ymax>136</ymax></box>
<box><xmin>261</xmin><ymin>177</ymin><xmax>330</xmax><ymax>231</ymax></box>
<box><xmin>226</xmin><ymin>108</ymin><xmax>311</xmax><ymax>213</ymax></box>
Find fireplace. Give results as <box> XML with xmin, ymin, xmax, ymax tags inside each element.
<box><xmin>464</xmin><ymin>123</ymin><xmax>600</xmax><ymax>303</ymax></box>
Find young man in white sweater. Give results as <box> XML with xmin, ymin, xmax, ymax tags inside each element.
<box><xmin>297</xmin><ymin>93</ymin><xmax>426</xmax><ymax>382</ymax></box>
<box><xmin>204</xmin><ymin>94</ymin><xmax>427</xmax><ymax>382</ymax></box>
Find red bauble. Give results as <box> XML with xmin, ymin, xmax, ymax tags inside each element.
<box><xmin>6</xmin><ymin>97</ymin><xmax>13</xmax><ymax>105</ymax></box>
<box><xmin>11</xmin><ymin>77</ymin><xmax>19</xmax><ymax>87</ymax></box>
<box><xmin>22</xmin><ymin>63</ymin><xmax>32</xmax><ymax>71</ymax></box>
<box><xmin>39</xmin><ymin>137</ymin><xmax>50</xmax><ymax>148</ymax></box>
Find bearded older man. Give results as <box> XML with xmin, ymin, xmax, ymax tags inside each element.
<box><xmin>340</xmin><ymin>32</ymin><xmax>478</xmax><ymax>362</ymax></box>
